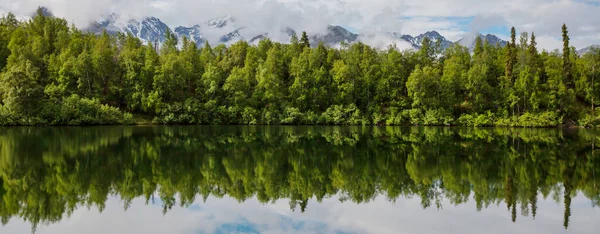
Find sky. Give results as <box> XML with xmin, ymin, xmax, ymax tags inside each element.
<box><xmin>1</xmin><ymin>193</ymin><xmax>599</xmax><ymax>234</ymax></box>
<box><xmin>1</xmin><ymin>0</ymin><xmax>600</xmax><ymax>50</ymax></box>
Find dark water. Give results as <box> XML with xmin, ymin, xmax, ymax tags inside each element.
<box><xmin>0</xmin><ymin>126</ymin><xmax>599</xmax><ymax>234</ymax></box>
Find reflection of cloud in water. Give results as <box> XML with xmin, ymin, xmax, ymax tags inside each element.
<box><xmin>2</xmin><ymin>193</ymin><xmax>599</xmax><ymax>234</ymax></box>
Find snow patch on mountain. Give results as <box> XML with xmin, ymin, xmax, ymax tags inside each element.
<box><xmin>86</xmin><ymin>13</ymin><xmax>515</xmax><ymax>52</ymax></box>
<box><xmin>456</xmin><ymin>33</ymin><xmax>508</xmax><ymax>50</ymax></box>
<box><xmin>577</xmin><ymin>44</ymin><xmax>600</xmax><ymax>56</ymax></box>
<box><xmin>89</xmin><ymin>14</ymin><xmax>173</xmax><ymax>45</ymax></box>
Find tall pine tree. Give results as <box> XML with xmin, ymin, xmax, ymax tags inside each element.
<box><xmin>300</xmin><ymin>31</ymin><xmax>310</xmax><ymax>48</ymax></box>
<box><xmin>505</xmin><ymin>27</ymin><xmax>517</xmax><ymax>82</ymax></box>
<box><xmin>562</xmin><ymin>24</ymin><xmax>573</xmax><ymax>87</ymax></box>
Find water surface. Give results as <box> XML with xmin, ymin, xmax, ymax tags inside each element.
<box><xmin>0</xmin><ymin>126</ymin><xmax>599</xmax><ymax>233</ymax></box>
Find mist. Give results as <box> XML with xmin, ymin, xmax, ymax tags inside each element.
<box><xmin>2</xmin><ymin>0</ymin><xmax>600</xmax><ymax>50</ymax></box>
<box><xmin>0</xmin><ymin>0</ymin><xmax>401</xmax><ymax>37</ymax></box>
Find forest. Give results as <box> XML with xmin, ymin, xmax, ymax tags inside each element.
<box><xmin>1</xmin><ymin>8</ymin><xmax>600</xmax><ymax>126</ymax></box>
<box><xmin>0</xmin><ymin>126</ymin><xmax>598</xmax><ymax>231</ymax></box>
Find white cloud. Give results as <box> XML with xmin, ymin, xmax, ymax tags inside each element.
<box><xmin>356</xmin><ymin>34</ymin><xmax>415</xmax><ymax>51</ymax></box>
<box><xmin>1</xmin><ymin>193</ymin><xmax>599</xmax><ymax>234</ymax></box>
<box><xmin>0</xmin><ymin>0</ymin><xmax>599</xmax><ymax>50</ymax></box>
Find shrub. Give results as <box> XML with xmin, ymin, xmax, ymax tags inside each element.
<box><xmin>321</xmin><ymin>104</ymin><xmax>363</xmax><ymax>125</ymax></box>
<box><xmin>579</xmin><ymin>111</ymin><xmax>600</xmax><ymax>128</ymax></box>
<box><xmin>458</xmin><ymin>111</ymin><xmax>495</xmax><ymax>127</ymax></box>
<box><xmin>371</xmin><ymin>112</ymin><xmax>387</xmax><ymax>126</ymax></box>
<box><xmin>261</xmin><ymin>107</ymin><xmax>281</xmax><ymax>125</ymax></box>
<box><xmin>494</xmin><ymin>111</ymin><xmax>561</xmax><ymax>127</ymax></box>
<box><xmin>0</xmin><ymin>105</ymin><xmax>17</xmax><ymax>125</ymax></box>
<box><xmin>281</xmin><ymin>107</ymin><xmax>304</xmax><ymax>125</ymax></box>
<box><xmin>242</xmin><ymin>107</ymin><xmax>259</xmax><ymax>125</ymax></box>
<box><xmin>409</xmin><ymin>108</ymin><xmax>453</xmax><ymax>126</ymax></box>
<box><xmin>54</xmin><ymin>94</ymin><xmax>132</xmax><ymax>125</ymax></box>
<box><xmin>385</xmin><ymin>107</ymin><xmax>407</xmax><ymax>125</ymax></box>
<box><xmin>305</xmin><ymin>111</ymin><xmax>320</xmax><ymax>125</ymax></box>
<box><xmin>517</xmin><ymin>112</ymin><xmax>561</xmax><ymax>127</ymax></box>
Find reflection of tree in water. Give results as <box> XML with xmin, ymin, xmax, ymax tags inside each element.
<box><xmin>0</xmin><ymin>126</ymin><xmax>599</xmax><ymax>232</ymax></box>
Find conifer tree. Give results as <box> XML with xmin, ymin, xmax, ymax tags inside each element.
<box><xmin>300</xmin><ymin>31</ymin><xmax>310</xmax><ymax>48</ymax></box>
<box><xmin>505</xmin><ymin>27</ymin><xmax>517</xmax><ymax>82</ymax></box>
<box><xmin>474</xmin><ymin>36</ymin><xmax>484</xmax><ymax>57</ymax></box>
<box><xmin>290</xmin><ymin>32</ymin><xmax>299</xmax><ymax>45</ymax></box>
<box><xmin>562</xmin><ymin>24</ymin><xmax>572</xmax><ymax>86</ymax></box>
<box><xmin>528</xmin><ymin>33</ymin><xmax>538</xmax><ymax>66</ymax></box>
<box><xmin>0</xmin><ymin>13</ymin><xmax>19</xmax><ymax>71</ymax></box>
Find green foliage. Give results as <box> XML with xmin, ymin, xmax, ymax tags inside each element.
<box><xmin>321</xmin><ymin>104</ymin><xmax>362</xmax><ymax>125</ymax></box>
<box><xmin>495</xmin><ymin>111</ymin><xmax>561</xmax><ymax>127</ymax></box>
<box><xmin>458</xmin><ymin>111</ymin><xmax>496</xmax><ymax>127</ymax></box>
<box><xmin>408</xmin><ymin>108</ymin><xmax>454</xmax><ymax>126</ymax></box>
<box><xmin>300</xmin><ymin>31</ymin><xmax>310</xmax><ymax>48</ymax></box>
<box><xmin>0</xmin><ymin>12</ymin><xmax>597</xmax><ymax>127</ymax></box>
<box><xmin>0</xmin><ymin>58</ymin><xmax>43</xmax><ymax>115</ymax></box>
<box><xmin>0</xmin><ymin>126</ymin><xmax>597</xmax><ymax>229</ymax></box>
<box><xmin>562</xmin><ymin>24</ymin><xmax>573</xmax><ymax>86</ymax></box>
<box><xmin>281</xmin><ymin>107</ymin><xmax>305</xmax><ymax>125</ymax></box>
<box><xmin>53</xmin><ymin>94</ymin><xmax>133</xmax><ymax>125</ymax></box>
<box><xmin>0</xmin><ymin>104</ymin><xmax>18</xmax><ymax>125</ymax></box>
<box><xmin>579</xmin><ymin>112</ymin><xmax>600</xmax><ymax>128</ymax></box>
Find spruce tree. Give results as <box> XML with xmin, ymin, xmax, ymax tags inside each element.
<box><xmin>504</xmin><ymin>27</ymin><xmax>518</xmax><ymax>116</ymax></box>
<box><xmin>505</xmin><ymin>27</ymin><xmax>517</xmax><ymax>82</ymax></box>
<box><xmin>419</xmin><ymin>37</ymin><xmax>435</xmax><ymax>67</ymax></box>
<box><xmin>528</xmin><ymin>33</ymin><xmax>538</xmax><ymax>62</ymax></box>
<box><xmin>562</xmin><ymin>24</ymin><xmax>572</xmax><ymax>86</ymax></box>
<box><xmin>474</xmin><ymin>35</ymin><xmax>484</xmax><ymax>57</ymax></box>
<box><xmin>300</xmin><ymin>31</ymin><xmax>310</xmax><ymax>48</ymax></box>
<box><xmin>0</xmin><ymin>13</ymin><xmax>19</xmax><ymax>71</ymax></box>
<box><xmin>528</xmin><ymin>32</ymin><xmax>541</xmax><ymax>75</ymax></box>
<box><xmin>290</xmin><ymin>32</ymin><xmax>299</xmax><ymax>44</ymax></box>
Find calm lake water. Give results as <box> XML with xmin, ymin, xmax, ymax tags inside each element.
<box><xmin>0</xmin><ymin>126</ymin><xmax>599</xmax><ymax>234</ymax></box>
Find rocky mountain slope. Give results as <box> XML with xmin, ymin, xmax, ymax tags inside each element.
<box><xmin>85</xmin><ymin>12</ymin><xmax>508</xmax><ymax>51</ymax></box>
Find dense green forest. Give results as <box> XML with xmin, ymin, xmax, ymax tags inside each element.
<box><xmin>0</xmin><ymin>126</ymin><xmax>598</xmax><ymax>231</ymax></box>
<box><xmin>1</xmin><ymin>9</ymin><xmax>600</xmax><ymax>126</ymax></box>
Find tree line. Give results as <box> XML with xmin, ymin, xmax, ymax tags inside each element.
<box><xmin>1</xmin><ymin>8</ymin><xmax>600</xmax><ymax>126</ymax></box>
<box><xmin>0</xmin><ymin>126</ymin><xmax>598</xmax><ymax>231</ymax></box>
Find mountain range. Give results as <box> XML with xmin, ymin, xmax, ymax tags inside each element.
<box><xmin>43</xmin><ymin>7</ymin><xmax>598</xmax><ymax>54</ymax></box>
<box><xmin>577</xmin><ymin>45</ymin><xmax>600</xmax><ymax>56</ymax></box>
<box><xmin>27</xmin><ymin>7</ymin><xmax>600</xmax><ymax>54</ymax></box>
<box><xmin>85</xmin><ymin>13</ymin><xmax>514</xmax><ymax>52</ymax></box>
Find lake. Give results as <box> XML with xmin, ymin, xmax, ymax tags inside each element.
<box><xmin>0</xmin><ymin>126</ymin><xmax>599</xmax><ymax>234</ymax></box>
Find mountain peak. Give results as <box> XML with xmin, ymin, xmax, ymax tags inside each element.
<box><xmin>310</xmin><ymin>25</ymin><xmax>358</xmax><ymax>47</ymax></box>
<box><xmin>456</xmin><ymin>32</ymin><xmax>508</xmax><ymax>51</ymax></box>
<box><xmin>577</xmin><ymin>44</ymin><xmax>600</xmax><ymax>56</ymax></box>
<box><xmin>206</xmin><ymin>15</ymin><xmax>235</xmax><ymax>28</ymax></box>
<box><xmin>423</xmin><ymin>30</ymin><xmax>442</xmax><ymax>37</ymax></box>
<box><xmin>85</xmin><ymin>13</ymin><xmax>509</xmax><ymax>52</ymax></box>
<box><xmin>397</xmin><ymin>30</ymin><xmax>452</xmax><ymax>49</ymax></box>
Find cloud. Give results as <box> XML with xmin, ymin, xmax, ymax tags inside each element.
<box><xmin>356</xmin><ymin>34</ymin><xmax>415</xmax><ymax>51</ymax></box>
<box><xmin>0</xmin><ymin>0</ymin><xmax>599</xmax><ymax>50</ymax></box>
<box><xmin>1</xmin><ymin>193</ymin><xmax>599</xmax><ymax>234</ymax></box>
<box><xmin>470</xmin><ymin>14</ymin><xmax>506</xmax><ymax>33</ymax></box>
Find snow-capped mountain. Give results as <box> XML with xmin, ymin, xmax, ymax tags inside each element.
<box><xmin>456</xmin><ymin>33</ymin><xmax>508</xmax><ymax>51</ymax></box>
<box><xmin>173</xmin><ymin>25</ymin><xmax>204</xmax><ymax>45</ymax></box>
<box><xmin>401</xmin><ymin>31</ymin><xmax>453</xmax><ymax>49</ymax></box>
<box><xmin>85</xmin><ymin>13</ymin><xmax>510</xmax><ymax>52</ymax></box>
<box><xmin>89</xmin><ymin>14</ymin><xmax>173</xmax><ymax>45</ymax></box>
<box><xmin>577</xmin><ymin>45</ymin><xmax>600</xmax><ymax>56</ymax></box>
<box><xmin>87</xmin><ymin>13</ymin><xmax>461</xmax><ymax>50</ymax></box>
<box><xmin>311</xmin><ymin>26</ymin><xmax>358</xmax><ymax>47</ymax></box>
<box><xmin>173</xmin><ymin>16</ymin><xmax>242</xmax><ymax>46</ymax></box>
<box><xmin>205</xmin><ymin>15</ymin><xmax>234</xmax><ymax>28</ymax></box>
